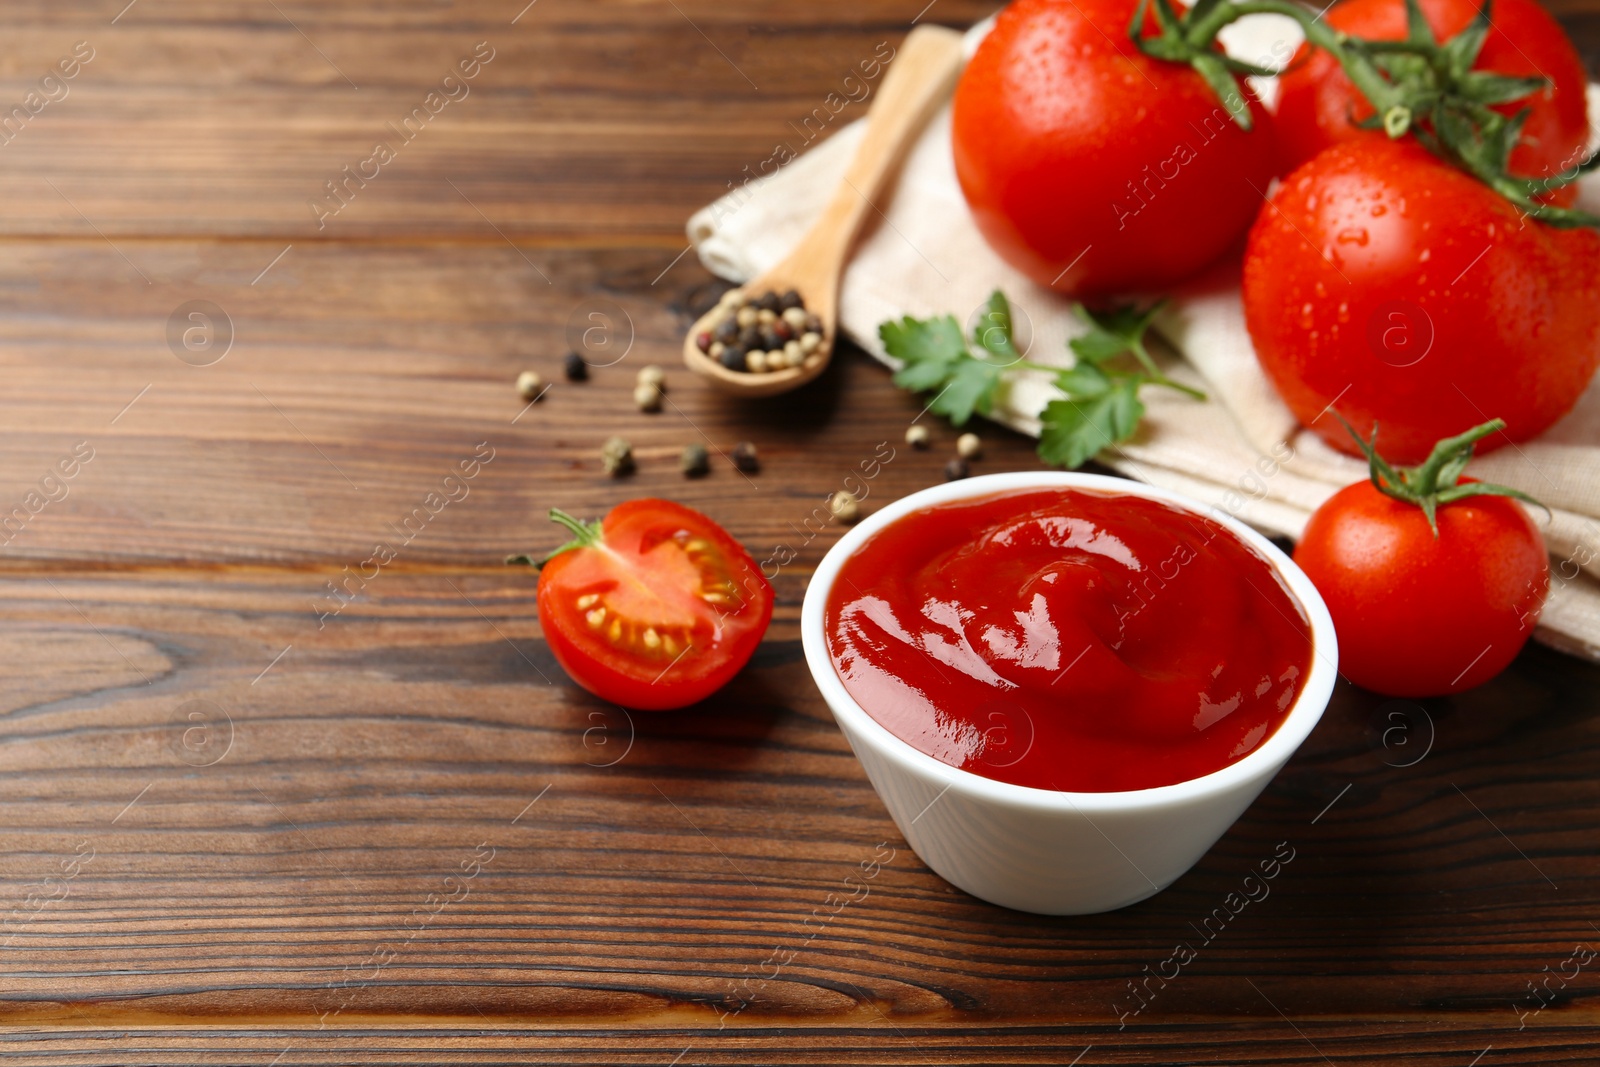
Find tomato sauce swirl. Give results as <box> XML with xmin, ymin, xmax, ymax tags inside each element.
<box><xmin>824</xmin><ymin>489</ymin><xmax>1314</xmax><ymax>792</ymax></box>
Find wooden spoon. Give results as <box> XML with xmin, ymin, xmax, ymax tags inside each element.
<box><xmin>682</xmin><ymin>24</ymin><xmax>965</xmax><ymax>397</ymax></box>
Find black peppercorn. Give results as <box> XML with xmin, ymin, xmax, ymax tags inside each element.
<box><xmin>760</xmin><ymin>329</ymin><xmax>783</xmax><ymax>351</ymax></box>
<box><xmin>563</xmin><ymin>351</ymin><xmax>588</xmax><ymax>381</ymax></box>
<box><xmin>779</xmin><ymin>289</ymin><xmax>803</xmax><ymax>310</ymax></box>
<box><xmin>944</xmin><ymin>457</ymin><xmax>969</xmax><ymax>481</ymax></box>
<box><xmin>731</xmin><ymin>441</ymin><xmax>760</xmax><ymax>472</ymax></box>
<box><xmin>755</xmin><ymin>291</ymin><xmax>781</xmax><ymax>313</ymax></box>
<box><xmin>680</xmin><ymin>443</ymin><xmax>710</xmax><ymax>477</ymax></box>
<box><xmin>714</xmin><ymin>317</ymin><xmax>739</xmax><ymax>344</ymax></box>
<box><xmin>719</xmin><ymin>345</ymin><xmax>747</xmax><ymax>371</ymax></box>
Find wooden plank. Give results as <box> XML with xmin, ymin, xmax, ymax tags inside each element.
<box><xmin>0</xmin><ymin>0</ymin><xmax>1596</xmax><ymax>1057</ymax></box>
<box><xmin>0</xmin><ymin>241</ymin><xmax>1044</xmax><ymax>568</ymax></box>
<box><xmin>0</xmin><ymin>566</ymin><xmax>1595</xmax><ymax>1035</ymax></box>
<box><xmin>0</xmin><ymin>0</ymin><xmax>993</xmax><ymax>240</ymax></box>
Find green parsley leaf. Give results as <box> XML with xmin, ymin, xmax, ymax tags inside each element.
<box><xmin>1037</xmin><ymin>381</ymin><xmax>1146</xmax><ymax>470</ymax></box>
<box><xmin>936</xmin><ymin>357</ymin><xmax>1003</xmax><ymax>425</ymax></box>
<box><xmin>972</xmin><ymin>290</ymin><xmax>1020</xmax><ymax>361</ymax></box>
<box><xmin>882</xmin><ymin>313</ymin><xmax>967</xmax><ymax>392</ymax></box>
<box><xmin>881</xmin><ymin>289</ymin><xmax>1201</xmax><ymax>470</ymax></box>
<box><xmin>1069</xmin><ymin>301</ymin><xmax>1166</xmax><ymax>369</ymax></box>
<box><xmin>1053</xmin><ymin>363</ymin><xmax>1113</xmax><ymax>399</ymax></box>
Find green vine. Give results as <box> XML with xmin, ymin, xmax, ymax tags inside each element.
<box><xmin>1133</xmin><ymin>0</ymin><xmax>1600</xmax><ymax>227</ymax></box>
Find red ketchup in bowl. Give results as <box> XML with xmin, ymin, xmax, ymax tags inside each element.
<box><xmin>823</xmin><ymin>489</ymin><xmax>1314</xmax><ymax>792</ymax></box>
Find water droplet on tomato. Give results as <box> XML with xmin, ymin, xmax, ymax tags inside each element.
<box><xmin>1337</xmin><ymin>228</ymin><xmax>1369</xmax><ymax>246</ymax></box>
<box><xmin>1314</xmin><ymin>281</ymin><xmax>1328</xmax><ymax>298</ymax></box>
<box><xmin>1299</xmin><ymin>302</ymin><xmax>1315</xmax><ymax>327</ymax></box>
<box><xmin>1371</xmin><ymin>204</ymin><xmax>1387</xmax><ymax>217</ymax></box>
<box><xmin>1419</xmin><ymin>249</ymin><xmax>1430</xmax><ymax>262</ymax></box>
<box><xmin>1336</xmin><ymin>301</ymin><xmax>1350</xmax><ymax>323</ymax></box>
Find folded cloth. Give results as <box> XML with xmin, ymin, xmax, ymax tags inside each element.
<box><xmin>687</xmin><ymin>16</ymin><xmax>1600</xmax><ymax>662</ymax></box>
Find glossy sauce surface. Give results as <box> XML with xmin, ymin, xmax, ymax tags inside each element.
<box><xmin>824</xmin><ymin>489</ymin><xmax>1314</xmax><ymax>792</ymax></box>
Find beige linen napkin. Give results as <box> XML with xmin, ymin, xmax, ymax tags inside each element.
<box><xmin>688</xmin><ymin>17</ymin><xmax>1600</xmax><ymax>662</ymax></box>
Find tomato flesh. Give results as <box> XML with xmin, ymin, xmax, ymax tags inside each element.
<box><xmin>537</xmin><ymin>500</ymin><xmax>772</xmax><ymax>710</ymax></box>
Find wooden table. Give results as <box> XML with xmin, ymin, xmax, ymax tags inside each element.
<box><xmin>0</xmin><ymin>1</ymin><xmax>1596</xmax><ymax>1062</ymax></box>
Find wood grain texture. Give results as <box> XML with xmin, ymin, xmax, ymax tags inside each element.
<box><xmin>0</xmin><ymin>0</ymin><xmax>1596</xmax><ymax>1062</ymax></box>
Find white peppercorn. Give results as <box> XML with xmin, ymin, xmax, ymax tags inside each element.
<box><xmin>829</xmin><ymin>491</ymin><xmax>860</xmax><ymax>524</ymax></box>
<box><xmin>906</xmin><ymin>425</ymin><xmax>930</xmax><ymax>449</ymax></box>
<box><xmin>956</xmin><ymin>432</ymin><xmax>982</xmax><ymax>459</ymax></box>
<box><xmin>637</xmin><ymin>365</ymin><xmax>666</xmax><ymax>390</ymax></box>
<box><xmin>516</xmin><ymin>371</ymin><xmax>544</xmax><ymax>401</ymax></box>
<box><xmin>633</xmin><ymin>382</ymin><xmax>662</xmax><ymax>412</ymax></box>
<box><xmin>601</xmin><ymin>436</ymin><xmax>634</xmax><ymax>476</ymax></box>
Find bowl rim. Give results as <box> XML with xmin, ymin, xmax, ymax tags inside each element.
<box><xmin>799</xmin><ymin>470</ymin><xmax>1340</xmax><ymax>814</ymax></box>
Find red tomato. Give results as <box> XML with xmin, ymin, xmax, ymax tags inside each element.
<box><xmin>951</xmin><ymin>0</ymin><xmax>1279</xmax><ymax>299</ymax></box>
<box><xmin>1294</xmin><ymin>479</ymin><xmax>1547</xmax><ymax>696</ymax></box>
<box><xmin>1243</xmin><ymin>137</ymin><xmax>1600</xmax><ymax>463</ymax></box>
<box><xmin>1274</xmin><ymin>0</ymin><xmax>1590</xmax><ymax>200</ymax></box>
<box><xmin>534</xmin><ymin>500</ymin><xmax>772</xmax><ymax>710</ymax></box>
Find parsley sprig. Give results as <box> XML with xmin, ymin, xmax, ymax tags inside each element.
<box><xmin>880</xmin><ymin>290</ymin><xmax>1205</xmax><ymax>470</ymax></box>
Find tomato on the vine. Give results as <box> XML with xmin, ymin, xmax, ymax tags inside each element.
<box><xmin>522</xmin><ymin>500</ymin><xmax>773</xmax><ymax>711</ymax></box>
<box><xmin>1243</xmin><ymin>137</ymin><xmax>1600</xmax><ymax>463</ymax></box>
<box><xmin>1274</xmin><ymin>0</ymin><xmax>1590</xmax><ymax>200</ymax></box>
<box><xmin>1293</xmin><ymin>419</ymin><xmax>1548</xmax><ymax>696</ymax></box>
<box><xmin>951</xmin><ymin>0</ymin><xmax>1279</xmax><ymax>299</ymax></box>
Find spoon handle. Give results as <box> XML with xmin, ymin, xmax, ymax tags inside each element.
<box><xmin>785</xmin><ymin>25</ymin><xmax>965</xmax><ymax>280</ymax></box>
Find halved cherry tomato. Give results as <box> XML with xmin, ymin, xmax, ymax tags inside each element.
<box><xmin>529</xmin><ymin>500</ymin><xmax>772</xmax><ymax>710</ymax></box>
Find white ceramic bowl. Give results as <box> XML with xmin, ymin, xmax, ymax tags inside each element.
<box><xmin>800</xmin><ymin>471</ymin><xmax>1338</xmax><ymax>915</ymax></box>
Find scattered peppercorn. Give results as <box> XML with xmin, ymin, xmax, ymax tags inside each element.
<box><xmin>633</xmin><ymin>382</ymin><xmax>663</xmax><ymax>412</ymax></box>
<box><xmin>957</xmin><ymin>432</ymin><xmax>982</xmax><ymax>460</ymax></box>
<box><xmin>829</xmin><ymin>490</ymin><xmax>861</xmax><ymax>524</ymax></box>
<box><xmin>731</xmin><ymin>441</ymin><xmax>760</xmax><ymax>473</ymax></box>
<box><xmin>944</xmin><ymin>457</ymin><xmax>969</xmax><ymax>481</ymax></box>
<box><xmin>680</xmin><ymin>443</ymin><xmax>709</xmax><ymax>477</ymax></box>
<box><xmin>563</xmin><ymin>352</ymin><xmax>589</xmax><ymax>382</ymax></box>
<box><xmin>906</xmin><ymin>425</ymin><xmax>931</xmax><ymax>449</ymax></box>
<box><xmin>637</xmin><ymin>365</ymin><xmax>666</xmax><ymax>390</ymax></box>
<box><xmin>516</xmin><ymin>371</ymin><xmax>545</xmax><ymax>401</ymax></box>
<box><xmin>601</xmin><ymin>436</ymin><xmax>634</xmax><ymax>476</ymax></box>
